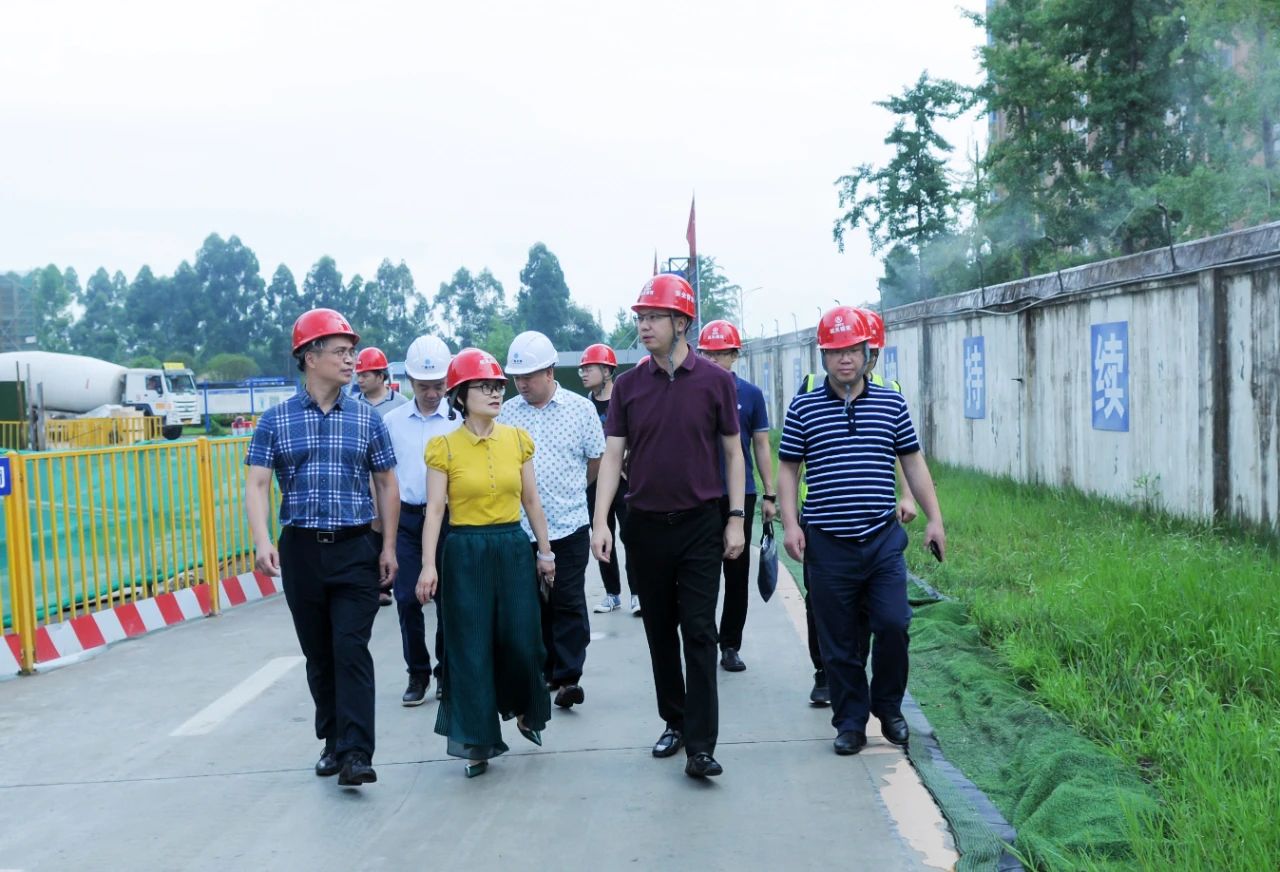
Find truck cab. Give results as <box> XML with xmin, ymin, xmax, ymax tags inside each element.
<box><xmin>124</xmin><ymin>363</ymin><xmax>202</xmax><ymax>439</ymax></box>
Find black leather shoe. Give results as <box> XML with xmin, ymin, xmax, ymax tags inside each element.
<box><xmin>554</xmin><ymin>684</ymin><xmax>585</xmax><ymax>708</ymax></box>
<box><xmin>652</xmin><ymin>727</ymin><xmax>683</xmax><ymax>758</ymax></box>
<box><xmin>338</xmin><ymin>752</ymin><xmax>377</xmax><ymax>786</ymax></box>
<box><xmin>315</xmin><ymin>748</ymin><xmax>340</xmax><ymax>777</ymax></box>
<box><xmin>880</xmin><ymin>715</ymin><xmax>910</xmax><ymax>746</ymax></box>
<box><xmin>402</xmin><ymin>674</ymin><xmax>430</xmax><ymax>707</ymax></box>
<box><xmin>720</xmin><ymin>648</ymin><xmax>746</xmax><ymax>672</ymax></box>
<box><xmin>685</xmin><ymin>752</ymin><xmax>723</xmax><ymax>778</ymax></box>
<box><xmin>809</xmin><ymin>669</ymin><xmax>831</xmax><ymax>706</ymax></box>
<box><xmin>834</xmin><ymin>731</ymin><xmax>867</xmax><ymax>755</ymax></box>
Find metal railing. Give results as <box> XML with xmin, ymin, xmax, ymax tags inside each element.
<box><xmin>45</xmin><ymin>416</ymin><xmax>165</xmax><ymax>448</ymax></box>
<box><xmin>0</xmin><ymin>417</ymin><xmax>166</xmax><ymax>451</ymax></box>
<box><xmin>2</xmin><ymin>436</ymin><xmax>279</xmax><ymax>672</ymax></box>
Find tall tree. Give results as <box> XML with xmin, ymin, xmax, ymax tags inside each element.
<box><xmin>834</xmin><ymin>73</ymin><xmax>972</xmax><ymax>296</ymax></box>
<box><xmin>69</xmin><ymin>267</ymin><xmax>126</xmax><ymax>360</ymax></box>
<box><xmin>193</xmin><ymin>233</ymin><xmax>267</xmax><ymax>356</ymax></box>
<box><xmin>32</xmin><ymin>264</ymin><xmax>74</xmax><ymax>351</ymax></box>
<box><xmin>693</xmin><ymin>256</ymin><xmax>743</xmax><ymax>325</ymax></box>
<box><xmin>122</xmin><ymin>265</ymin><xmax>170</xmax><ymax>357</ymax></box>
<box><xmin>606</xmin><ymin>307</ymin><xmax>637</xmax><ymax>350</ymax></box>
<box><xmin>262</xmin><ymin>264</ymin><xmax>301</xmax><ymax>371</ymax></box>
<box><xmin>515</xmin><ymin>242</ymin><xmax>574</xmax><ymax>341</ymax></box>
<box><xmin>434</xmin><ymin>267</ymin><xmax>507</xmax><ymax>350</ymax></box>
<box><xmin>357</xmin><ymin>259</ymin><xmax>429</xmax><ymax>358</ymax></box>
<box><xmin>302</xmin><ymin>256</ymin><xmax>345</xmax><ymax>312</ymax></box>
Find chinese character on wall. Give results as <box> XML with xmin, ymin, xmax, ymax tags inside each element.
<box><xmin>1091</xmin><ymin>321</ymin><xmax>1129</xmax><ymax>432</ymax></box>
<box><xmin>883</xmin><ymin>346</ymin><xmax>899</xmax><ymax>383</ymax></box>
<box><xmin>963</xmin><ymin>336</ymin><xmax>985</xmax><ymax>419</ymax></box>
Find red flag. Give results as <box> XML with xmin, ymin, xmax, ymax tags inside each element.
<box><xmin>686</xmin><ymin>196</ymin><xmax>697</xmax><ymax>262</ymax></box>
<box><xmin>653</xmin><ymin>249</ymin><xmax>659</xmax><ymax>276</ymax></box>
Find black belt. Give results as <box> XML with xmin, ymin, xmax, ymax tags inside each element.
<box><xmin>400</xmin><ymin>502</ymin><xmax>426</xmax><ymax>516</ymax></box>
<box><xmin>628</xmin><ymin>501</ymin><xmax>717</xmax><ymax>526</ymax></box>
<box><xmin>292</xmin><ymin>523</ymin><xmax>371</xmax><ymax>544</ymax></box>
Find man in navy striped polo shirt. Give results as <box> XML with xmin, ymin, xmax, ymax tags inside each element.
<box><xmin>776</xmin><ymin>306</ymin><xmax>946</xmax><ymax>756</ymax></box>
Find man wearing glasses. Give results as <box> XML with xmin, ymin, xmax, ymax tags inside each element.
<box><xmin>776</xmin><ymin>306</ymin><xmax>945</xmax><ymax>757</ymax></box>
<box><xmin>245</xmin><ymin>308</ymin><xmax>400</xmax><ymax>787</ymax></box>
<box><xmin>591</xmin><ymin>274</ymin><xmax>746</xmax><ymax>779</ymax></box>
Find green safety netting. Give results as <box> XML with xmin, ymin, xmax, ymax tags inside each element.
<box><xmin>780</xmin><ymin>551</ymin><xmax>1157</xmax><ymax>871</ymax></box>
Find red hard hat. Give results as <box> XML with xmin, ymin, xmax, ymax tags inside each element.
<box><xmin>292</xmin><ymin>308</ymin><xmax>359</xmax><ymax>353</ymax></box>
<box><xmin>817</xmin><ymin>306</ymin><xmax>872</xmax><ymax>350</ymax></box>
<box><xmin>446</xmin><ymin>347</ymin><xmax>506</xmax><ymax>392</ymax></box>
<box><xmin>860</xmin><ymin>309</ymin><xmax>886</xmax><ymax>350</ymax></box>
<box><xmin>632</xmin><ymin>274</ymin><xmax>696</xmax><ymax>319</ymax></box>
<box><xmin>355</xmin><ymin>347</ymin><xmax>389</xmax><ymax>373</ymax></box>
<box><xmin>697</xmin><ymin>320</ymin><xmax>742</xmax><ymax>351</ymax></box>
<box><xmin>579</xmin><ymin>343</ymin><xmax>618</xmax><ymax>367</ymax></box>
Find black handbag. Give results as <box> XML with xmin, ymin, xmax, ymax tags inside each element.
<box><xmin>757</xmin><ymin>520</ymin><xmax>779</xmax><ymax>602</ymax></box>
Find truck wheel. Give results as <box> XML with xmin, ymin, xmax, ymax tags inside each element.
<box><xmin>162</xmin><ymin>424</ymin><xmax>183</xmax><ymax>441</ymax></box>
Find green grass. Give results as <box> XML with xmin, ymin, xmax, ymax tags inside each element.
<box><xmin>903</xmin><ymin>463</ymin><xmax>1280</xmax><ymax>870</ymax></box>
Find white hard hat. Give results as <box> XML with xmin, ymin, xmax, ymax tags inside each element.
<box><xmin>403</xmin><ymin>335</ymin><xmax>453</xmax><ymax>380</ymax></box>
<box><xmin>505</xmin><ymin>331</ymin><xmax>558</xmax><ymax>375</ymax></box>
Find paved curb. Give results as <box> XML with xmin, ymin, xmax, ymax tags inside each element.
<box><xmin>2</xmin><ymin>571</ymin><xmax>282</xmax><ymax>676</ymax></box>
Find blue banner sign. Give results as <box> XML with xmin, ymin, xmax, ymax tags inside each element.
<box><xmin>1091</xmin><ymin>321</ymin><xmax>1129</xmax><ymax>432</ymax></box>
<box><xmin>883</xmin><ymin>346</ymin><xmax>899</xmax><ymax>383</ymax></box>
<box><xmin>963</xmin><ymin>336</ymin><xmax>986</xmax><ymax>419</ymax></box>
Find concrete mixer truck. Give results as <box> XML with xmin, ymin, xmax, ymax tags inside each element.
<box><xmin>0</xmin><ymin>351</ymin><xmax>202</xmax><ymax>440</ymax></box>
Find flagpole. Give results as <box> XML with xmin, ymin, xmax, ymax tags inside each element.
<box><xmin>686</xmin><ymin>193</ymin><xmax>699</xmax><ymax>328</ymax></box>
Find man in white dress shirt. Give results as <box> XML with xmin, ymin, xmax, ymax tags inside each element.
<box><xmin>382</xmin><ymin>335</ymin><xmax>460</xmax><ymax>706</ymax></box>
<box><xmin>499</xmin><ymin>331</ymin><xmax>605</xmax><ymax>709</ymax></box>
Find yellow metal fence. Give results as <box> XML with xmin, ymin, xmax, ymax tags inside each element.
<box><xmin>2</xmin><ymin>436</ymin><xmax>278</xmax><ymax>672</ymax></box>
<box><xmin>0</xmin><ymin>417</ymin><xmax>165</xmax><ymax>451</ymax></box>
<box><xmin>0</xmin><ymin>420</ymin><xmax>29</xmax><ymax>450</ymax></box>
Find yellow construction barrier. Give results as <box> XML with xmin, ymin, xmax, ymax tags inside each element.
<box><xmin>2</xmin><ymin>436</ymin><xmax>280</xmax><ymax>672</ymax></box>
<box><xmin>0</xmin><ymin>417</ymin><xmax>165</xmax><ymax>451</ymax></box>
<box><xmin>44</xmin><ymin>416</ymin><xmax>165</xmax><ymax>449</ymax></box>
<box><xmin>0</xmin><ymin>420</ymin><xmax>29</xmax><ymax>450</ymax></box>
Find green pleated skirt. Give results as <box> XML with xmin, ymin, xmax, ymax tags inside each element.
<box><xmin>434</xmin><ymin>522</ymin><xmax>550</xmax><ymax>760</ymax></box>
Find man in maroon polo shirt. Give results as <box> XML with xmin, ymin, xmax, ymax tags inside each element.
<box><xmin>591</xmin><ymin>273</ymin><xmax>746</xmax><ymax>779</ymax></box>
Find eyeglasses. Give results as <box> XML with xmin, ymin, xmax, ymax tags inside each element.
<box><xmin>472</xmin><ymin>381</ymin><xmax>505</xmax><ymax>396</ymax></box>
<box><xmin>633</xmin><ymin>312</ymin><xmax>672</xmax><ymax>326</ymax></box>
<box><xmin>822</xmin><ymin>347</ymin><xmax>864</xmax><ymax>361</ymax></box>
<box><xmin>321</xmin><ymin>346</ymin><xmax>356</xmax><ymax>361</ymax></box>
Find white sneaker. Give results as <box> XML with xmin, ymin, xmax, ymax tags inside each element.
<box><xmin>630</xmin><ymin>595</ymin><xmax>642</xmax><ymax>615</ymax></box>
<box><xmin>594</xmin><ymin>594</ymin><xmax>621</xmax><ymax>613</ymax></box>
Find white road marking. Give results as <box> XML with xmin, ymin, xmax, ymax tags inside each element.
<box><xmin>170</xmin><ymin>656</ymin><xmax>304</xmax><ymax>736</ymax></box>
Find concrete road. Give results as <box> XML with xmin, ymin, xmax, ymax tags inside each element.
<box><xmin>0</xmin><ymin>553</ymin><xmax>956</xmax><ymax>872</ymax></box>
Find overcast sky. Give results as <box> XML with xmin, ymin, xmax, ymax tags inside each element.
<box><xmin>2</xmin><ymin>0</ymin><xmax>986</xmax><ymax>341</ymax></box>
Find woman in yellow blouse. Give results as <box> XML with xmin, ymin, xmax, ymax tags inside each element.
<box><xmin>415</xmin><ymin>348</ymin><xmax>556</xmax><ymax>777</ymax></box>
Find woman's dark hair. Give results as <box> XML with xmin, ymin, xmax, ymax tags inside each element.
<box><xmin>449</xmin><ymin>383</ymin><xmax>471</xmax><ymax>419</ymax></box>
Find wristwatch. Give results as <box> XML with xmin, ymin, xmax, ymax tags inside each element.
<box><xmin>761</xmin><ymin>494</ymin><xmax>777</xmax><ymax>503</ymax></box>
<box><xmin>727</xmin><ymin>509</ymin><xmax>746</xmax><ymax>519</ymax></box>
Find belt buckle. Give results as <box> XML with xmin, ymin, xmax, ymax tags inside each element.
<box><xmin>317</xmin><ymin>529</ymin><xmax>335</xmax><ymax>544</ymax></box>
<box><xmin>665</xmin><ymin>512</ymin><xmax>681</xmax><ymax>525</ymax></box>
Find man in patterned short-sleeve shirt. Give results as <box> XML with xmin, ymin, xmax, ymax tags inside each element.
<box><xmin>499</xmin><ymin>331</ymin><xmax>606</xmax><ymax>709</ymax></box>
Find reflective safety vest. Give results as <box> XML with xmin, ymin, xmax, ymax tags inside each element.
<box><xmin>794</xmin><ymin>372</ymin><xmax>901</xmax><ymax>503</ymax></box>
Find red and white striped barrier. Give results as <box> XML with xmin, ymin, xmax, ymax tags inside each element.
<box><xmin>1</xmin><ymin>570</ymin><xmax>282</xmax><ymax>675</ymax></box>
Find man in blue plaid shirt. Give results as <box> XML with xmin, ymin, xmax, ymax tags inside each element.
<box><xmin>246</xmin><ymin>308</ymin><xmax>400</xmax><ymax>788</ymax></box>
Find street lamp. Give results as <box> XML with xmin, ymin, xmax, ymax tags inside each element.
<box><xmin>790</xmin><ymin>313</ymin><xmax>798</xmax><ymax>334</ymax></box>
